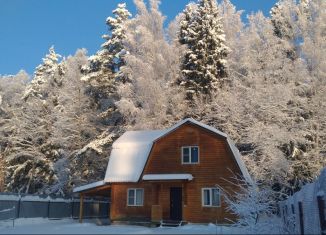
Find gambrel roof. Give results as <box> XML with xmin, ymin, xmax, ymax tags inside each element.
<box><xmin>104</xmin><ymin>118</ymin><xmax>252</xmax><ymax>183</ymax></box>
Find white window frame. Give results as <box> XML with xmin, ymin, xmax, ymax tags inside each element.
<box><xmin>201</xmin><ymin>188</ymin><xmax>220</xmax><ymax>207</ymax></box>
<box><xmin>127</xmin><ymin>188</ymin><xmax>144</xmax><ymax>206</ymax></box>
<box><xmin>181</xmin><ymin>146</ymin><xmax>200</xmax><ymax>164</ymax></box>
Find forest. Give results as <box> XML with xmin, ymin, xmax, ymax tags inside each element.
<box><xmin>0</xmin><ymin>0</ymin><xmax>325</xmax><ymax>198</ymax></box>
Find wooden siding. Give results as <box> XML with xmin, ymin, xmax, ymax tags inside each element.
<box><xmin>110</xmin><ymin>183</ymin><xmax>152</xmax><ymax>220</ymax></box>
<box><xmin>110</xmin><ymin>122</ymin><xmax>243</xmax><ymax>223</ymax></box>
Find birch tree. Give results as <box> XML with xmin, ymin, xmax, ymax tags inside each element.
<box><xmin>115</xmin><ymin>0</ymin><xmax>186</xmax><ymax>129</ymax></box>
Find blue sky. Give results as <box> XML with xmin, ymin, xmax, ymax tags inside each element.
<box><xmin>0</xmin><ymin>0</ymin><xmax>277</xmax><ymax>75</ymax></box>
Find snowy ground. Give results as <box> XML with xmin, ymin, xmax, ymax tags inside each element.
<box><xmin>0</xmin><ymin>218</ymin><xmax>244</xmax><ymax>234</ymax></box>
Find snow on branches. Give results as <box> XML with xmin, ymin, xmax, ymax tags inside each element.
<box><xmin>23</xmin><ymin>46</ymin><xmax>64</xmax><ymax>100</ymax></box>
<box><xmin>81</xmin><ymin>3</ymin><xmax>131</xmax><ymax>93</ymax></box>
<box><xmin>179</xmin><ymin>0</ymin><xmax>230</xmax><ymax>99</ymax></box>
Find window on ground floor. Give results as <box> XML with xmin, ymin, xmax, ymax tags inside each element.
<box><xmin>127</xmin><ymin>188</ymin><xmax>144</xmax><ymax>206</ymax></box>
<box><xmin>202</xmin><ymin>188</ymin><xmax>220</xmax><ymax>207</ymax></box>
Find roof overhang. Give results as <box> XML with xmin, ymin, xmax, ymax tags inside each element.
<box><xmin>73</xmin><ymin>180</ymin><xmax>111</xmax><ymax>196</ymax></box>
<box><xmin>142</xmin><ymin>174</ymin><xmax>194</xmax><ymax>181</ymax></box>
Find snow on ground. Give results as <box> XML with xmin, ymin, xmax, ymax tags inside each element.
<box><xmin>0</xmin><ymin>218</ymin><xmax>243</xmax><ymax>234</ymax></box>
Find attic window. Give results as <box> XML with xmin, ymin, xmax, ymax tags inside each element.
<box><xmin>182</xmin><ymin>146</ymin><xmax>199</xmax><ymax>164</ymax></box>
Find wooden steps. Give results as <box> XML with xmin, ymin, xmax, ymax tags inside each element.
<box><xmin>160</xmin><ymin>220</ymin><xmax>186</xmax><ymax>227</ymax></box>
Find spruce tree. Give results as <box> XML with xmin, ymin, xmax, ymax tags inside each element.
<box><xmin>82</xmin><ymin>3</ymin><xmax>131</xmax><ymax>92</ymax></box>
<box><xmin>23</xmin><ymin>46</ymin><xmax>63</xmax><ymax>100</ymax></box>
<box><xmin>179</xmin><ymin>0</ymin><xmax>229</xmax><ymax>99</ymax></box>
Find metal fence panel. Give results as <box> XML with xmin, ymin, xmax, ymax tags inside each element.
<box><xmin>280</xmin><ymin>168</ymin><xmax>326</xmax><ymax>235</ymax></box>
<box><xmin>19</xmin><ymin>201</ymin><xmax>48</xmax><ymax>218</ymax></box>
<box><xmin>0</xmin><ymin>193</ymin><xmax>110</xmax><ymax>220</ymax></box>
<box><xmin>49</xmin><ymin>202</ymin><xmax>72</xmax><ymax>219</ymax></box>
<box><xmin>0</xmin><ymin>200</ymin><xmax>18</xmax><ymax>220</ymax></box>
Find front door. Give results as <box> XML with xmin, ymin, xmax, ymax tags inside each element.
<box><xmin>170</xmin><ymin>187</ymin><xmax>182</xmax><ymax>221</ymax></box>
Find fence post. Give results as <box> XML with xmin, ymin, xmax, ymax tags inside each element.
<box><xmin>298</xmin><ymin>201</ymin><xmax>304</xmax><ymax>235</ymax></box>
<box><xmin>79</xmin><ymin>194</ymin><xmax>84</xmax><ymax>223</ymax></box>
<box><xmin>317</xmin><ymin>196</ymin><xmax>326</xmax><ymax>235</ymax></box>
<box><xmin>47</xmin><ymin>200</ymin><xmax>50</xmax><ymax>218</ymax></box>
<box><xmin>17</xmin><ymin>196</ymin><xmax>21</xmax><ymax>219</ymax></box>
<box><xmin>282</xmin><ymin>205</ymin><xmax>287</xmax><ymax>224</ymax></box>
<box><xmin>12</xmin><ymin>206</ymin><xmax>15</xmax><ymax>227</ymax></box>
<box><xmin>71</xmin><ymin>197</ymin><xmax>74</xmax><ymax>219</ymax></box>
<box><xmin>291</xmin><ymin>204</ymin><xmax>295</xmax><ymax>214</ymax></box>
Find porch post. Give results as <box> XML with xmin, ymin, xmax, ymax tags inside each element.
<box><xmin>151</xmin><ymin>184</ymin><xmax>162</xmax><ymax>222</ymax></box>
<box><xmin>108</xmin><ymin>190</ymin><xmax>111</xmax><ymax>219</ymax></box>
<box><xmin>79</xmin><ymin>193</ymin><xmax>84</xmax><ymax>223</ymax></box>
<box><xmin>182</xmin><ymin>182</ymin><xmax>187</xmax><ymax>221</ymax></box>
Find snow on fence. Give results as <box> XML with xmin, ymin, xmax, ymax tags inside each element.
<box><xmin>279</xmin><ymin>168</ymin><xmax>326</xmax><ymax>235</ymax></box>
<box><xmin>0</xmin><ymin>193</ymin><xmax>109</xmax><ymax>221</ymax></box>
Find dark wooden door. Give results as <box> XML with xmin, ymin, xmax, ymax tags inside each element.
<box><xmin>170</xmin><ymin>187</ymin><xmax>182</xmax><ymax>221</ymax></box>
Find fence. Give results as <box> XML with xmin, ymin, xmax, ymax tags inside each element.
<box><xmin>0</xmin><ymin>193</ymin><xmax>109</xmax><ymax>221</ymax></box>
<box><xmin>279</xmin><ymin>168</ymin><xmax>326</xmax><ymax>235</ymax></box>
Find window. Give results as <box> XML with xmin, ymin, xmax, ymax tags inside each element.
<box><xmin>202</xmin><ymin>188</ymin><xmax>220</xmax><ymax>207</ymax></box>
<box><xmin>127</xmin><ymin>188</ymin><xmax>144</xmax><ymax>206</ymax></box>
<box><xmin>182</xmin><ymin>146</ymin><xmax>199</xmax><ymax>164</ymax></box>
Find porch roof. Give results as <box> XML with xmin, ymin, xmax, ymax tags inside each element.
<box><xmin>73</xmin><ymin>180</ymin><xmax>111</xmax><ymax>196</ymax></box>
<box><xmin>142</xmin><ymin>174</ymin><xmax>194</xmax><ymax>181</ymax></box>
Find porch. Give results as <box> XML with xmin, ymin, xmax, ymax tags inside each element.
<box><xmin>141</xmin><ymin>173</ymin><xmax>193</xmax><ymax>223</ymax></box>
<box><xmin>73</xmin><ymin>174</ymin><xmax>194</xmax><ymax>224</ymax></box>
<box><xmin>73</xmin><ymin>180</ymin><xmax>111</xmax><ymax>224</ymax></box>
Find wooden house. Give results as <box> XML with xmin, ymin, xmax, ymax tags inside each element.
<box><xmin>73</xmin><ymin>118</ymin><xmax>252</xmax><ymax>224</ymax></box>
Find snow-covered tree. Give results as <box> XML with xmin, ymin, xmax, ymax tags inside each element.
<box><xmin>3</xmin><ymin>95</ymin><xmax>58</xmax><ymax>194</ymax></box>
<box><xmin>270</xmin><ymin>0</ymin><xmax>302</xmax><ymax>60</ymax></box>
<box><xmin>298</xmin><ymin>0</ymin><xmax>326</xmax><ymax>79</ymax></box>
<box><xmin>270</xmin><ymin>0</ymin><xmax>298</xmax><ymax>41</ymax></box>
<box><xmin>223</xmin><ymin>176</ymin><xmax>282</xmax><ymax>234</ymax></box>
<box><xmin>2</xmin><ymin>49</ymin><xmax>101</xmax><ymax>195</ymax></box>
<box><xmin>0</xmin><ymin>71</ymin><xmax>29</xmax><ymax>191</ymax></box>
<box><xmin>178</xmin><ymin>0</ymin><xmax>230</xmax><ymax>99</ymax></box>
<box><xmin>218</xmin><ymin>0</ymin><xmax>244</xmax><ymax>74</ymax></box>
<box><xmin>81</xmin><ymin>3</ymin><xmax>131</xmax><ymax>94</ymax></box>
<box><xmin>2</xmin><ymin>46</ymin><xmax>68</xmax><ymax>194</ymax></box>
<box><xmin>103</xmin><ymin>3</ymin><xmax>132</xmax><ymax>81</ymax></box>
<box><xmin>45</xmin><ymin>49</ymin><xmax>101</xmax><ymax>194</ymax></box>
<box><xmin>23</xmin><ymin>46</ymin><xmax>63</xmax><ymax>100</ymax></box>
<box><xmin>51</xmin><ymin>49</ymin><xmax>98</xmax><ymax>150</ymax></box>
<box><xmin>218</xmin><ymin>0</ymin><xmax>243</xmax><ymax>42</ymax></box>
<box><xmin>187</xmin><ymin>5</ymin><xmax>325</xmax><ymax>194</ymax></box>
<box><xmin>115</xmin><ymin>0</ymin><xmax>186</xmax><ymax>129</ymax></box>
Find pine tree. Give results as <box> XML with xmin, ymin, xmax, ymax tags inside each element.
<box><xmin>179</xmin><ymin>0</ymin><xmax>230</xmax><ymax>99</ymax></box>
<box><xmin>81</xmin><ymin>3</ymin><xmax>131</xmax><ymax>93</ymax></box>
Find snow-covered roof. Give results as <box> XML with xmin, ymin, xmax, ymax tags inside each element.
<box><xmin>112</xmin><ymin>130</ymin><xmax>164</xmax><ymax>148</ymax></box>
<box><xmin>73</xmin><ymin>180</ymin><xmax>106</xmax><ymax>193</ymax></box>
<box><xmin>227</xmin><ymin>138</ymin><xmax>252</xmax><ymax>184</ymax></box>
<box><xmin>104</xmin><ymin>130</ymin><xmax>164</xmax><ymax>183</ymax></box>
<box><xmin>158</xmin><ymin>118</ymin><xmax>227</xmax><ymax>140</ymax></box>
<box><xmin>104</xmin><ymin>118</ymin><xmax>252</xmax><ymax>183</ymax></box>
<box><xmin>143</xmin><ymin>174</ymin><xmax>193</xmax><ymax>181</ymax></box>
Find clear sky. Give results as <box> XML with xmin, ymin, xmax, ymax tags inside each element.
<box><xmin>0</xmin><ymin>0</ymin><xmax>277</xmax><ymax>76</ymax></box>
